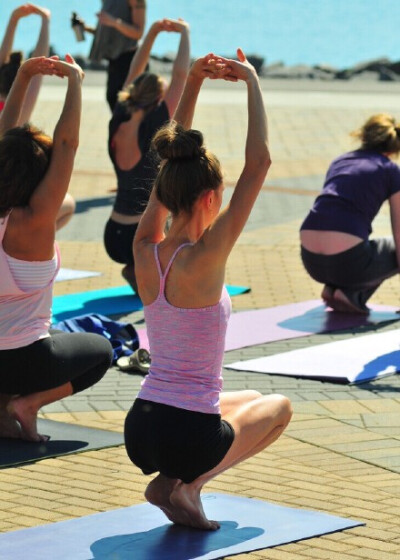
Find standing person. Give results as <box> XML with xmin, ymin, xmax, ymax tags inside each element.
<box><xmin>84</xmin><ymin>0</ymin><xmax>146</xmax><ymax>112</ymax></box>
<box><xmin>0</xmin><ymin>56</ymin><xmax>113</xmax><ymax>443</ymax></box>
<box><xmin>124</xmin><ymin>51</ymin><xmax>292</xmax><ymax>530</ymax></box>
<box><xmin>104</xmin><ymin>18</ymin><xmax>190</xmax><ymax>292</ymax></box>
<box><xmin>0</xmin><ymin>3</ymin><xmax>75</xmax><ymax>230</ymax></box>
<box><xmin>300</xmin><ymin>114</ymin><xmax>400</xmax><ymax>314</ymax></box>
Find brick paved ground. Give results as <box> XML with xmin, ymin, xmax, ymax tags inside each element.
<box><xmin>1</xmin><ymin>72</ymin><xmax>400</xmax><ymax>559</ymax></box>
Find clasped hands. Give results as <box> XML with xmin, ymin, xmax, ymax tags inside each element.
<box><xmin>192</xmin><ymin>48</ymin><xmax>256</xmax><ymax>83</ymax></box>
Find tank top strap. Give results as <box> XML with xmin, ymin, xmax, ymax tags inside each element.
<box><xmin>0</xmin><ymin>211</ymin><xmax>11</xmax><ymax>243</ymax></box>
<box><xmin>154</xmin><ymin>242</ymin><xmax>193</xmax><ymax>294</ymax></box>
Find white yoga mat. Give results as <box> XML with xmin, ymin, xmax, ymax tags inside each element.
<box><xmin>227</xmin><ymin>329</ymin><xmax>400</xmax><ymax>384</ymax></box>
<box><xmin>55</xmin><ymin>268</ymin><xmax>102</xmax><ymax>282</ymax></box>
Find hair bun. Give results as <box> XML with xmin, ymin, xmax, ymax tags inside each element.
<box><xmin>153</xmin><ymin>123</ymin><xmax>205</xmax><ymax>160</ymax></box>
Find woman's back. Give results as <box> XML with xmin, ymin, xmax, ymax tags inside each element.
<box><xmin>109</xmin><ymin>101</ymin><xmax>169</xmax><ymax>216</ymax></box>
<box><xmin>301</xmin><ymin>150</ymin><xmax>400</xmax><ymax>240</ymax></box>
<box><xmin>139</xmin><ymin>243</ymin><xmax>231</xmax><ymax>415</ymax></box>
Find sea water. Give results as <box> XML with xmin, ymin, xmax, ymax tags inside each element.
<box><xmin>1</xmin><ymin>0</ymin><xmax>400</xmax><ymax>69</ymax></box>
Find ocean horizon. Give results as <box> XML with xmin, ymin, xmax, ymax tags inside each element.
<box><xmin>1</xmin><ymin>1</ymin><xmax>400</xmax><ymax>70</ymax></box>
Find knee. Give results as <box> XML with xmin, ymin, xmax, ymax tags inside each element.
<box><xmin>244</xmin><ymin>389</ymin><xmax>263</xmax><ymax>401</ymax></box>
<box><xmin>273</xmin><ymin>394</ymin><xmax>293</xmax><ymax>426</ymax></box>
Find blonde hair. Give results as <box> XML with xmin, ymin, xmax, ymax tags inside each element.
<box><xmin>152</xmin><ymin>122</ymin><xmax>223</xmax><ymax>216</ymax></box>
<box><xmin>117</xmin><ymin>72</ymin><xmax>164</xmax><ymax>113</ymax></box>
<box><xmin>352</xmin><ymin>114</ymin><xmax>400</xmax><ymax>154</ymax></box>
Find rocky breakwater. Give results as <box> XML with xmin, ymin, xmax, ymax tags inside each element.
<box><xmin>261</xmin><ymin>57</ymin><xmax>400</xmax><ymax>81</ymax></box>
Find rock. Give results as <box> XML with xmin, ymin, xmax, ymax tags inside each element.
<box><xmin>336</xmin><ymin>57</ymin><xmax>391</xmax><ymax>80</ymax></box>
<box><xmin>379</xmin><ymin>67</ymin><xmax>400</xmax><ymax>81</ymax></box>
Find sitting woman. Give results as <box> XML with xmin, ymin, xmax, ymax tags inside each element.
<box><xmin>0</xmin><ymin>3</ymin><xmax>76</xmax><ymax>230</ymax></box>
<box><xmin>0</xmin><ymin>56</ymin><xmax>113</xmax><ymax>443</ymax></box>
<box><xmin>104</xmin><ymin>18</ymin><xmax>190</xmax><ymax>292</ymax></box>
<box><xmin>300</xmin><ymin>114</ymin><xmax>400</xmax><ymax>313</ymax></box>
<box><xmin>124</xmin><ymin>51</ymin><xmax>292</xmax><ymax>530</ymax></box>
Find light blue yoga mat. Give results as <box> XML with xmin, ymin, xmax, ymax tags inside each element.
<box><xmin>52</xmin><ymin>285</ymin><xmax>250</xmax><ymax>322</ymax></box>
<box><xmin>0</xmin><ymin>493</ymin><xmax>363</xmax><ymax>560</ymax></box>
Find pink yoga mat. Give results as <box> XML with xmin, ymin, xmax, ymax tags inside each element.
<box><xmin>137</xmin><ymin>300</ymin><xmax>400</xmax><ymax>352</ymax></box>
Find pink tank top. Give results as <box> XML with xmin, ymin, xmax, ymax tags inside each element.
<box><xmin>138</xmin><ymin>243</ymin><xmax>231</xmax><ymax>414</ymax></box>
<box><xmin>0</xmin><ymin>213</ymin><xmax>60</xmax><ymax>349</ymax></box>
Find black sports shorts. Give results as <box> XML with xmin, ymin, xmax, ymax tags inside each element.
<box><xmin>124</xmin><ymin>398</ymin><xmax>235</xmax><ymax>483</ymax></box>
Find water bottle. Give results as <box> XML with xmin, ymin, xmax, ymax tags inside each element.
<box><xmin>71</xmin><ymin>12</ymin><xmax>85</xmax><ymax>42</ymax></box>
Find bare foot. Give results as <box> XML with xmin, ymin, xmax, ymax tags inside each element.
<box><xmin>0</xmin><ymin>411</ymin><xmax>23</xmax><ymax>439</ymax></box>
<box><xmin>170</xmin><ymin>482</ymin><xmax>220</xmax><ymax>531</ymax></box>
<box><xmin>145</xmin><ymin>474</ymin><xmax>189</xmax><ymax>526</ymax></box>
<box><xmin>331</xmin><ymin>289</ymin><xmax>369</xmax><ymax>315</ymax></box>
<box><xmin>321</xmin><ymin>285</ymin><xmax>335</xmax><ymax>307</ymax></box>
<box><xmin>7</xmin><ymin>397</ymin><xmax>48</xmax><ymax>442</ymax></box>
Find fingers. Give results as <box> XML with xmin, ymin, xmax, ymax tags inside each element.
<box><xmin>237</xmin><ymin>48</ymin><xmax>247</xmax><ymax>63</ymax></box>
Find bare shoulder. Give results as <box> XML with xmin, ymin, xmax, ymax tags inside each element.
<box><xmin>4</xmin><ymin>207</ymin><xmax>54</xmax><ymax>259</ymax></box>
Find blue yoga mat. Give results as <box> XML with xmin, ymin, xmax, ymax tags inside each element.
<box><xmin>0</xmin><ymin>493</ymin><xmax>363</xmax><ymax>560</ymax></box>
<box><xmin>52</xmin><ymin>285</ymin><xmax>250</xmax><ymax>322</ymax></box>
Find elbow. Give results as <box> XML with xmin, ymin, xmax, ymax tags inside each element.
<box><xmin>249</xmin><ymin>145</ymin><xmax>271</xmax><ymax>176</ymax></box>
<box><xmin>263</xmin><ymin>148</ymin><xmax>272</xmax><ymax>173</ymax></box>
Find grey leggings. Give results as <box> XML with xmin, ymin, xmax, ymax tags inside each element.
<box><xmin>301</xmin><ymin>238</ymin><xmax>399</xmax><ymax>308</ymax></box>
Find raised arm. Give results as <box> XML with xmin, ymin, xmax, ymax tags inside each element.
<box><xmin>122</xmin><ymin>19</ymin><xmax>165</xmax><ymax>88</ymax></box>
<box><xmin>0</xmin><ymin>5</ymin><xmax>29</xmax><ymax>66</ymax></box>
<box><xmin>28</xmin><ymin>56</ymin><xmax>83</xmax><ymax>223</ymax></box>
<box><xmin>97</xmin><ymin>0</ymin><xmax>146</xmax><ymax>41</ymax></box>
<box><xmin>203</xmin><ymin>49</ymin><xmax>271</xmax><ymax>254</ymax></box>
<box><xmin>18</xmin><ymin>5</ymin><xmax>50</xmax><ymax>125</ymax></box>
<box><xmin>0</xmin><ymin>56</ymin><xmax>54</xmax><ymax>135</ymax></box>
<box><xmin>162</xmin><ymin>19</ymin><xmax>190</xmax><ymax>116</ymax></box>
<box><xmin>173</xmin><ymin>54</ymin><xmax>226</xmax><ymax>129</ymax></box>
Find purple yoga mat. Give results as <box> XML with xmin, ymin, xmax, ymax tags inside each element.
<box><xmin>138</xmin><ymin>300</ymin><xmax>400</xmax><ymax>352</ymax></box>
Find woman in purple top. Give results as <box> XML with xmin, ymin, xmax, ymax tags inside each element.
<box><xmin>300</xmin><ymin>114</ymin><xmax>400</xmax><ymax>313</ymax></box>
<box><xmin>124</xmin><ymin>50</ymin><xmax>292</xmax><ymax>531</ymax></box>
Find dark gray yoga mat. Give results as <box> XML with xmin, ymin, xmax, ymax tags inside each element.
<box><xmin>0</xmin><ymin>419</ymin><xmax>124</xmax><ymax>469</ymax></box>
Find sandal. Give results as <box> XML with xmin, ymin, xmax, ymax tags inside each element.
<box><xmin>117</xmin><ymin>348</ymin><xmax>151</xmax><ymax>374</ymax></box>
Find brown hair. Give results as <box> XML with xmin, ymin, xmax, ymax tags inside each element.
<box><xmin>0</xmin><ymin>51</ymin><xmax>22</xmax><ymax>97</ymax></box>
<box><xmin>117</xmin><ymin>72</ymin><xmax>165</xmax><ymax>114</ymax></box>
<box><xmin>352</xmin><ymin>113</ymin><xmax>400</xmax><ymax>154</ymax></box>
<box><xmin>152</xmin><ymin>122</ymin><xmax>223</xmax><ymax>215</ymax></box>
<box><xmin>0</xmin><ymin>124</ymin><xmax>52</xmax><ymax>216</ymax></box>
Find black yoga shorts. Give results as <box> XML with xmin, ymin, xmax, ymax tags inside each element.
<box><xmin>124</xmin><ymin>398</ymin><xmax>235</xmax><ymax>483</ymax></box>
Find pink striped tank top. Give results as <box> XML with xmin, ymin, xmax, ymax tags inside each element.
<box><xmin>0</xmin><ymin>212</ymin><xmax>60</xmax><ymax>349</ymax></box>
<box><xmin>138</xmin><ymin>243</ymin><xmax>231</xmax><ymax>414</ymax></box>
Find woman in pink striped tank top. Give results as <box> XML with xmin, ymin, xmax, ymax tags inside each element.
<box><xmin>0</xmin><ymin>56</ymin><xmax>113</xmax><ymax>442</ymax></box>
<box><xmin>124</xmin><ymin>50</ymin><xmax>293</xmax><ymax>531</ymax></box>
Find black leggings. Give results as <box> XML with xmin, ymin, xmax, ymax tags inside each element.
<box><xmin>0</xmin><ymin>330</ymin><xmax>113</xmax><ymax>395</ymax></box>
<box><xmin>104</xmin><ymin>219</ymin><xmax>139</xmax><ymax>265</ymax></box>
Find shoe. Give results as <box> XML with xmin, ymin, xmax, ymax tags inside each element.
<box><xmin>117</xmin><ymin>348</ymin><xmax>151</xmax><ymax>374</ymax></box>
<box><xmin>330</xmin><ymin>289</ymin><xmax>369</xmax><ymax>315</ymax></box>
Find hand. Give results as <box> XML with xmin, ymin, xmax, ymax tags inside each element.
<box><xmin>189</xmin><ymin>53</ymin><xmax>235</xmax><ymax>82</ymax></box>
<box><xmin>29</xmin><ymin>4</ymin><xmax>51</xmax><ymax>19</ymax></box>
<box><xmin>216</xmin><ymin>49</ymin><xmax>257</xmax><ymax>83</ymax></box>
<box><xmin>50</xmin><ymin>54</ymin><xmax>85</xmax><ymax>82</ymax></box>
<box><xmin>96</xmin><ymin>10</ymin><xmax>116</xmax><ymax>28</ymax></box>
<box><xmin>161</xmin><ymin>18</ymin><xmax>189</xmax><ymax>33</ymax></box>
<box><xmin>18</xmin><ymin>56</ymin><xmax>57</xmax><ymax>79</ymax></box>
<box><xmin>12</xmin><ymin>4</ymin><xmax>37</xmax><ymax>20</ymax></box>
